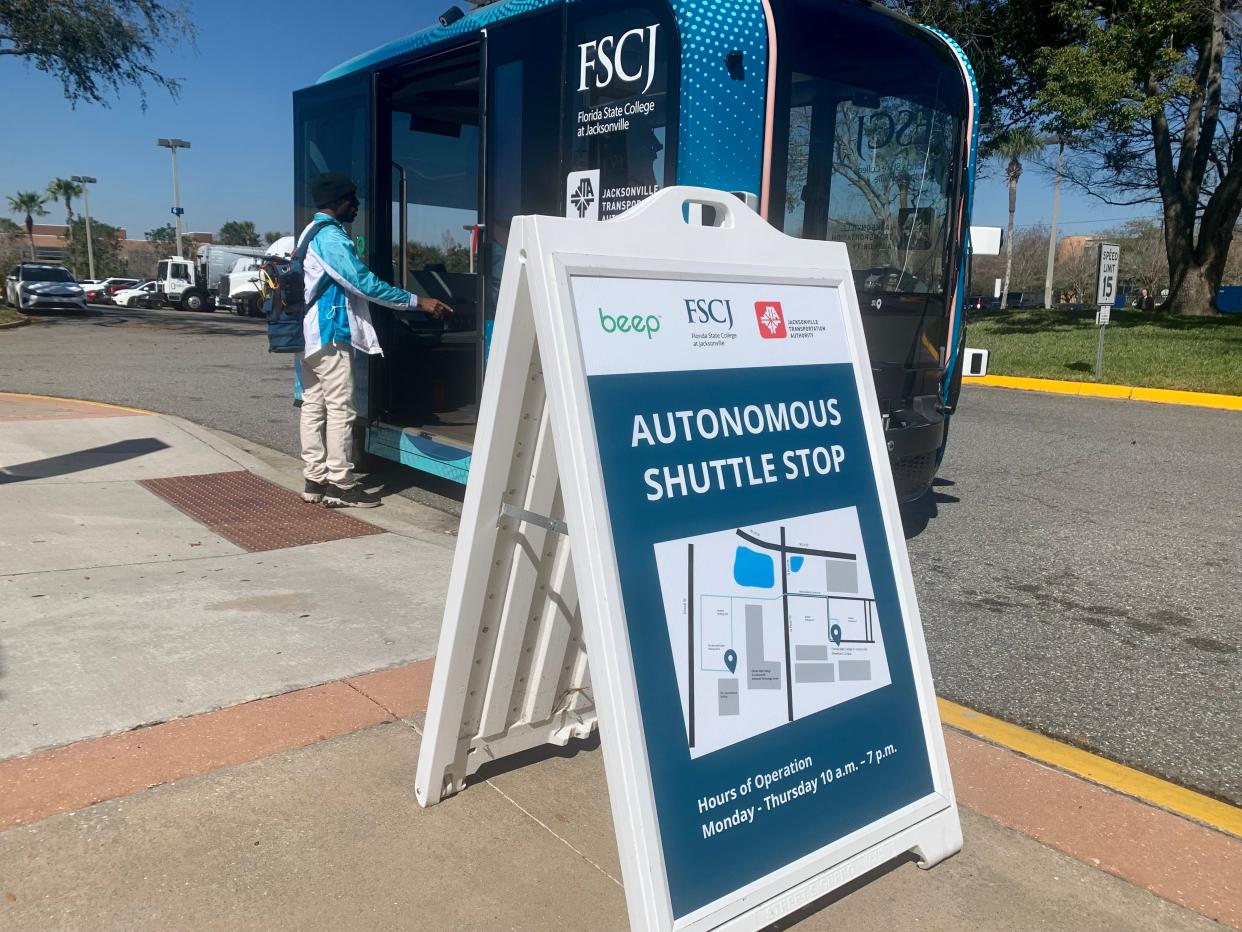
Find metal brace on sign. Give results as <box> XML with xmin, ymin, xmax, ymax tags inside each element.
<box><xmin>498</xmin><ymin>501</ymin><xmax>568</xmax><ymax>536</ymax></box>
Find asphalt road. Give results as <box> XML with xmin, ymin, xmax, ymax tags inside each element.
<box><xmin>2</xmin><ymin>304</ymin><xmax>1239</xmax><ymax>803</ymax></box>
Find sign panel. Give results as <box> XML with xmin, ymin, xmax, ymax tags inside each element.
<box><xmin>1095</xmin><ymin>242</ymin><xmax>1121</xmax><ymax>306</ymax></box>
<box><xmin>417</xmin><ymin>187</ymin><xmax>959</xmax><ymax>931</ymax></box>
<box><xmin>572</xmin><ymin>273</ymin><xmax>941</xmax><ymax>921</ymax></box>
<box><xmin>969</xmin><ymin>225</ymin><xmax>1003</xmax><ymax>257</ymax></box>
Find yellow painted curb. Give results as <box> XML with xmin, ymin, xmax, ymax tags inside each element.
<box><xmin>1130</xmin><ymin>385</ymin><xmax>1242</xmax><ymax>410</ymax></box>
<box><xmin>938</xmin><ymin>698</ymin><xmax>1242</xmax><ymax>838</ymax></box>
<box><xmin>963</xmin><ymin>374</ymin><xmax>1242</xmax><ymax>411</ymax></box>
<box><xmin>0</xmin><ymin>391</ymin><xmax>155</xmax><ymax>417</ymax></box>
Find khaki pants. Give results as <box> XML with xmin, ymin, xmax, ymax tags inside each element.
<box><xmin>300</xmin><ymin>343</ymin><xmax>356</xmax><ymax>488</ymax></box>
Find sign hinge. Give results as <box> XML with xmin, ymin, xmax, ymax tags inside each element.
<box><xmin>499</xmin><ymin>501</ymin><xmax>568</xmax><ymax>536</ymax></box>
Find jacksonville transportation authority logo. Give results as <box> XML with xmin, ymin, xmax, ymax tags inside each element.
<box><xmin>754</xmin><ymin>301</ymin><xmax>787</xmax><ymax>339</ymax></box>
<box><xmin>571</xmin><ymin>178</ymin><xmax>595</xmax><ymax>217</ymax></box>
<box><xmin>565</xmin><ymin>169</ymin><xmax>601</xmax><ymax>221</ymax></box>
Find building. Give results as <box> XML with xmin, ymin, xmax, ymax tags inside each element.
<box><xmin>22</xmin><ymin>223</ymin><xmax>214</xmax><ymax>267</ymax></box>
<box><xmin>1055</xmin><ymin>234</ymin><xmax>1097</xmax><ymax>263</ymax></box>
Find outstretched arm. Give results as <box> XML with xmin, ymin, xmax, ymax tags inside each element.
<box><xmin>312</xmin><ymin>227</ymin><xmax>417</xmax><ymax>309</ymax></box>
<box><xmin>312</xmin><ymin>227</ymin><xmax>453</xmax><ymax>318</ymax></box>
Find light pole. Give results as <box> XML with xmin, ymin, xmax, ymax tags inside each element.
<box><xmin>71</xmin><ymin>175</ymin><xmax>97</xmax><ymax>280</ymax></box>
<box><xmin>156</xmin><ymin>138</ymin><xmax>191</xmax><ymax>256</ymax></box>
<box><xmin>1043</xmin><ymin>139</ymin><xmax>1066</xmax><ymax>308</ymax></box>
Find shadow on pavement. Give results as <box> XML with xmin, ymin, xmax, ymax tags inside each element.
<box><xmin>0</xmin><ymin>438</ymin><xmax>170</xmax><ymax>484</ymax></box>
<box><xmin>900</xmin><ymin>477</ymin><xmax>960</xmax><ymax>539</ymax></box>
<box><xmin>367</xmin><ymin>461</ymin><xmax>466</xmax><ymax>510</ymax></box>
<box><xmin>467</xmin><ymin>731</ymin><xmax>602</xmax><ymax>785</ymax></box>
<box><xmin>768</xmin><ymin>852</ymin><xmax>917</xmax><ymax>928</ymax></box>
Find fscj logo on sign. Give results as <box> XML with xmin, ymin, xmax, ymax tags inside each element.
<box><xmin>755</xmin><ymin>301</ymin><xmax>787</xmax><ymax>339</ymax></box>
<box><xmin>578</xmin><ymin>24</ymin><xmax>660</xmax><ymax>94</ymax></box>
<box><xmin>684</xmin><ymin>298</ymin><xmax>734</xmax><ymax>329</ymax></box>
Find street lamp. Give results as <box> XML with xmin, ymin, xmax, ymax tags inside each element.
<box><xmin>70</xmin><ymin>175</ymin><xmax>97</xmax><ymax>280</ymax></box>
<box><xmin>156</xmin><ymin>138</ymin><xmax>191</xmax><ymax>257</ymax></box>
<box><xmin>1043</xmin><ymin>138</ymin><xmax>1066</xmax><ymax>309</ymax></box>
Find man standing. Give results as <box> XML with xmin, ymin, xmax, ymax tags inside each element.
<box><xmin>299</xmin><ymin>172</ymin><xmax>451</xmax><ymax>507</ymax></box>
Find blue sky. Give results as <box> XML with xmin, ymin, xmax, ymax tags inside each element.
<box><xmin>0</xmin><ymin>0</ymin><xmax>1158</xmax><ymax>239</ymax></box>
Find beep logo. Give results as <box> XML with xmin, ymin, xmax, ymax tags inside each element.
<box><xmin>599</xmin><ymin>308</ymin><xmax>661</xmax><ymax>339</ymax></box>
<box><xmin>754</xmin><ymin>301</ymin><xmax>787</xmax><ymax>339</ymax></box>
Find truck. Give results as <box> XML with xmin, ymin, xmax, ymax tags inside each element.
<box><xmin>151</xmin><ymin>244</ymin><xmax>272</xmax><ymax>312</ymax></box>
<box><xmin>216</xmin><ymin>256</ymin><xmax>265</xmax><ymax>317</ymax></box>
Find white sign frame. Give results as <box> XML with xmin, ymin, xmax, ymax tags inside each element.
<box><xmin>417</xmin><ymin>187</ymin><xmax>960</xmax><ymax>931</ymax></box>
<box><xmin>963</xmin><ymin>347</ymin><xmax>990</xmax><ymax>377</ymax></box>
<box><xmin>1095</xmin><ymin>242</ymin><xmax>1121</xmax><ymax>306</ymax></box>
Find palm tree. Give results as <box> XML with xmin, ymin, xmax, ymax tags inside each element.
<box><xmin>994</xmin><ymin>128</ymin><xmax>1045</xmax><ymax>309</ymax></box>
<box><xmin>46</xmin><ymin>178</ymin><xmax>84</xmax><ymax>274</ymax></box>
<box><xmin>7</xmin><ymin>192</ymin><xmax>49</xmax><ymax>261</ymax></box>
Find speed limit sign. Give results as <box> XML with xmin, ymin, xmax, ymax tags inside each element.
<box><xmin>1096</xmin><ymin>242</ymin><xmax>1121</xmax><ymax>307</ymax></box>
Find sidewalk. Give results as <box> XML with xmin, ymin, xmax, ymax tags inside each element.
<box><xmin>0</xmin><ymin>392</ymin><xmax>456</xmax><ymax>761</ymax></box>
<box><xmin>0</xmin><ymin>392</ymin><xmax>1237</xmax><ymax>930</ymax></box>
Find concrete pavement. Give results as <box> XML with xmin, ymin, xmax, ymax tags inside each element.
<box><xmin>1</xmin><ymin>391</ymin><xmax>1238</xmax><ymax>930</ymax></box>
<box><xmin>0</xmin><ymin>392</ymin><xmax>455</xmax><ymax>760</ymax></box>
<box><xmin>0</xmin><ymin>723</ymin><xmax>1220</xmax><ymax>932</ymax></box>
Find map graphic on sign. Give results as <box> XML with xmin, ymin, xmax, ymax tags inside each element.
<box><xmin>654</xmin><ymin>507</ymin><xmax>892</xmax><ymax>758</ymax></box>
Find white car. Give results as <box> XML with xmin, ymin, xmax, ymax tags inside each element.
<box><xmin>113</xmin><ymin>280</ymin><xmax>159</xmax><ymax>308</ymax></box>
<box><xmin>4</xmin><ymin>263</ymin><xmax>87</xmax><ymax>312</ymax></box>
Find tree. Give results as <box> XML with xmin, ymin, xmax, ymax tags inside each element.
<box><xmin>263</xmin><ymin>230</ymin><xmax>290</xmax><ymax>247</ymax></box>
<box><xmin>145</xmin><ymin>223</ymin><xmax>177</xmax><ymax>247</ymax></box>
<box><xmin>217</xmin><ymin>220</ymin><xmax>260</xmax><ymax>247</ymax></box>
<box><xmin>0</xmin><ymin>0</ymin><xmax>196</xmax><ymax>108</ymax></box>
<box><xmin>1113</xmin><ymin>219</ymin><xmax>1169</xmax><ymax>298</ymax></box>
<box><xmin>1035</xmin><ymin>0</ymin><xmax>1242</xmax><ymax>315</ymax></box>
<box><xmin>974</xmin><ymin>224</ymin><xmax>1051</xmax><ymax>296</ymax></box>
<box><xmin>993</xmin><ymin>127</ymin><xmax>1045</xmax><ymax>308</ymax></box>
<box><xmin>7</xmin><ymin>191</ymin><xmax>48</xmax><ymax>260</ymax></box>
<box><xmin>1226</xmin><ymin>224</ymin><xmax>1242</xmax><ymax>284</ymax></box>
<box><xmin>0</xmin><ymin>218</ymin><xmax>25</xmax><ymax>276</ymax></box>
<box><xmin>65</xmin><ymin>217</ymin><xmax>126</xmax><ymax>277</ymax></box>
<box><xmin>881</xmin><ymin>1</ymin><xmax>1069</xmax><ymax>156</ymax></box>
<box><xmin>1054</xmin><ymin>237</ymin><xmax>1102</xmax><ymax>303</ymax></box>
<box><xmin>45</xmin><ymin>178</ymin><xmax>83</xmax><ymax>273</ymax></box>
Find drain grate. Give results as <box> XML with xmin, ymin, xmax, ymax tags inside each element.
<box><xmin>140</xmin><ymin>471</ymin><xmax>383</xmax><ymax>552</ymax></box>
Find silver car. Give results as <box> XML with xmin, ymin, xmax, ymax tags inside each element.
<box><xmin>4</xmin><ymin>263</ymin><xmax>88</xmax><ymax>312</ymax></box>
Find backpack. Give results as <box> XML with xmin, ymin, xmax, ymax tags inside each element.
<box><xmin>265</xmin><ymin>219</ymin><xmax>333</xmax><ymax>353</ymax></box>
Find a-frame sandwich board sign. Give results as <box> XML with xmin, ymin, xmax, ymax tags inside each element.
<box><xmin>415</xmin><ymin>186</ymin><xmax>962</xmax><ymax>931</ymax></box>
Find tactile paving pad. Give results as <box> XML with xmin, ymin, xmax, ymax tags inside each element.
<box><xmin>140</xmin><ymin>471</ymin><xmax>383</xmax><ymax>552</ymax></box>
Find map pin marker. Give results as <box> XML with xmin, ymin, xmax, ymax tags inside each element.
<box><xmin>830</xmin><ymin>624</ymin><xmax>843</xmax><ymax>646</ymax></box>
<box><xmin>724</xmin><ymin>649</ymin><xmax>738</xmax><ymax>674</ymax></box>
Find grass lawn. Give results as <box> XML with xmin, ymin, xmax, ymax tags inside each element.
<box><xmin>966</xmin><ymin>307</ymin><xmax>1242</xmax><ymax>395</ymax></box>
<box><xmin>0</xmin><ymin>306</ymin><xmax>27</xmax><ymax>327</ymax></box>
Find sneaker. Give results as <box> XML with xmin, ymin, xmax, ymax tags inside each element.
<box><xmin>302</xmin><ymin>479</ymin><xmax>327</xmax><ymax>503</ymax></box>
<box><xmin>322</xmin><ymin>484</ymin><xmax>382</xmax><ymax>508</ymax></box>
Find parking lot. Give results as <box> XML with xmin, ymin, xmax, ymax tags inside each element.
<box><xmin>1</xmin><ymin>303</ymin><xmax>1239</xmax><ymax>804</ymax></box>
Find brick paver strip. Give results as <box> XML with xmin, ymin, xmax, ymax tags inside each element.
<box><xmin>347</xmin><ymin>662</ymin><xmax>436</xmax><ymax>719</ymax></box>
<box><xmin>945</xmin><ymin>729</ymin><xmax>1242</xmax><ymax>928</ymax></box>
<box><xmin>0</xmin><ymin>677</ymin><xmax>408</xmax><ymax>831</ymax></box>
<box><xmin>2</xmin><ymin>658</ymin><xmax>1239</xmax><ymax>929</ymax></box>
<box><xmin>0</xmin><ymin>393</ymin><xmax>152</xmax><ymax>421</ymax></box>
<box><xmin>140</xmin><ymin>470</ymin><xmax>383</xmax><ymax>552</ymax></box>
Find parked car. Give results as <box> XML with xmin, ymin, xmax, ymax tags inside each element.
<box><xmin>82</xmin><ymin>282</ymin><xmax>109</xmax><ymax>303</ymax></box>
<box><xmin>113</xmin><ymin>280</ymin><xmax>158</xmax><ymax>308</ymax></box>
<box><xmin>4</xmin><ymin>263</ymin><xmax>88</xmax><ymax>312</ymax></box>
<box><xmin>103</xmin><ymin>278</ymin><xmax>141</xmax><ymax>301</ymax></box>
